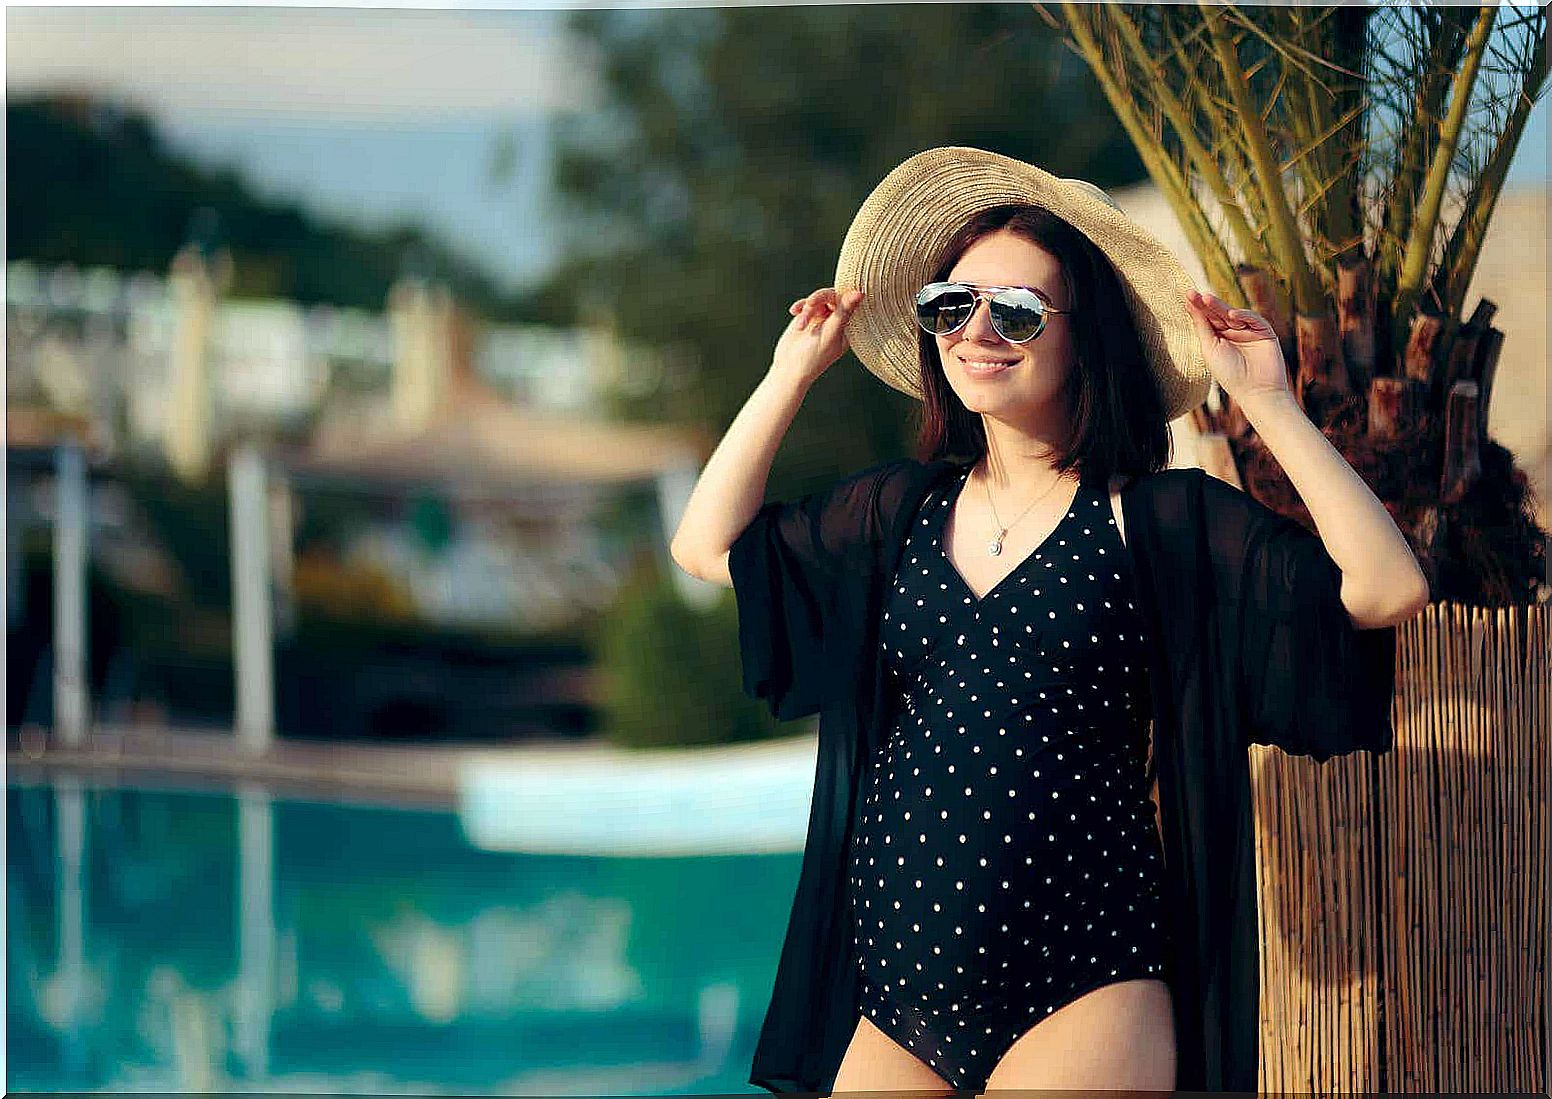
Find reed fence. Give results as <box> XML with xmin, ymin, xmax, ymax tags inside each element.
<box><xmin>1253</xmin><ymin>600</ymin><xmax>1549</xmax><ymax>1090</ymax></box>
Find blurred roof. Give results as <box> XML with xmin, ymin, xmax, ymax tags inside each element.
<box><xmin>6</xmin><ymin>406</ymin><xmax>100</xmax><ymax>452</ymax></box>
<box><xmin>284</xmin><ymin>386</ymin><xmax>709</xmax><ymax>489</ymax></box>
<box><xmin>280</xmin><ymin>303</ymin><xmax>709</xmax><ymax>489</ymax></box>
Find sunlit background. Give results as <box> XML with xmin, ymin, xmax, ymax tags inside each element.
<box><xmin>7</xmin><ymin>3</ymin><xmax>1548</xmax><ymax>1093</ymax></box>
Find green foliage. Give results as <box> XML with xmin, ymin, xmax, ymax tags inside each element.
<box><xmin>592</xmin><ymin>566</ymin><xmax>792</xmax><ymax>749</ymax></box>
<box><xmin>541</xmin><ymin>4</ymin><xmax>1144</xmax><ymax>502</ymax></box>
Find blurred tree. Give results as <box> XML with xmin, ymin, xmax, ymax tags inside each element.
<box><xmin>592</xmin><ymin>565</ymin><xmax>780</xmax><ymax>747</ymax></box>
<box><xmin>538</xmin><ymin>4</ymin><xmax>1144</xmax><ymax>497</ymax></box>
<box><xmin>8</xmin><ymin>95</ymin><xmax>536</xmax><ymax>322</ymax></box>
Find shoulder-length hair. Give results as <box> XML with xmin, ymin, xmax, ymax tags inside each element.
<box><xmin>914</xmin><ymin>203</ymin><xmax>1172</xmax><ymax>483</ymax></box>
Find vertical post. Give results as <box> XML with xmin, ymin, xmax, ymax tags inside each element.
<box><xmin>53</xmin><ymin>442</ymin><xmax>90</xmax><ymax>746</ymax></box>
<box><xmin>164</xmin><ymin>246</ymin><xmax>218</xmax><ymax>484</ymax></box>
<box><xmin>229</xmin><ymin>443</ymin><xmax>274</xmax><ymax>753</ymax></box>
<box><xmin>7</xmin><ymin>473</ymin><xmax>24</xmax><ymax>633</ymax></box>
<box><xmin>267</xmin><ymin>468</ymin><xmax>297</xmax><ymax>637</ymax></box>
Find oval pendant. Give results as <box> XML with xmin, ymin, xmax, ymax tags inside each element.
<box><xmin>987</xmin><ymin>539</ymin><xmax>1003</xmax><ymax>557</ymax></box>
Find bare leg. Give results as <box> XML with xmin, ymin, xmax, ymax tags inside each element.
<box><xmin>980</xmin><ymin>978</ymin><xmax>1175</xmax><ymax>1092</ymax></box>
<box><xmin>831</xmin><ymin>1014</ymin><xmax>961</xmax><ymax>1096</ymax></box>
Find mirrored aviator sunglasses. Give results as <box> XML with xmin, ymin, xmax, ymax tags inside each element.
<box><xmin>913</xmin><ymin>282</ymin><xmax>1071</xmax><ymax>344</ymax></box>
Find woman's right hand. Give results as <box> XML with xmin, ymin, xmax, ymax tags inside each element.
<box><xmin>770</xmin><ymin>287</ymin><xmax>865</xmax><ymax>386</ymax></box>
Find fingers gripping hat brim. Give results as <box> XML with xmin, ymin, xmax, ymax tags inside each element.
<box><xmin>834</xmin><ymin>146</ymin><xmax>1212</xmax><ymax>423</ymax></box>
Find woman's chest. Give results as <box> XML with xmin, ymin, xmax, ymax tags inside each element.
<box><xmin>880</xmin><ymin>477</ymin><xmax>1148</xmax><ymax>680</ymax></box>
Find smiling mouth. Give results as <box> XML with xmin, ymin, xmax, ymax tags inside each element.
<box><xmin>960</xmin><ymin>357</ymin><xmax>1018</xmax><ymax>373</ymax></box>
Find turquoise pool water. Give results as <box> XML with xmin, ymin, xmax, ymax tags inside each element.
<box><xmin>7</xmin><ymin>778</ymin><xmax>798</xmax><ymax>1094</ymax></box>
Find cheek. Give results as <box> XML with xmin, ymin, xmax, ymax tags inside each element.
<box><xmin>1036</xmin><ymin>333</ymin><xmax>1078</xmax><ymax>375</ymax></box>
<box><xmin>1017</xmin><ymin>343</ymin><xmax>1077</xmax><ymax>396</ymax></box>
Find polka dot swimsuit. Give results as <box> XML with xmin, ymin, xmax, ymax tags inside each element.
<box><xmin>849</xmin><ymin>464</ymin><xmax>1171</xmax><ymax>1090</ymax></box>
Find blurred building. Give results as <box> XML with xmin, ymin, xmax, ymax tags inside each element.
<box><xmin>6</xmin><ymin>260</ymin><xmax>709</xmax><ymax>737</ymax></box>
<box><xmin>7</xmin><ymin>259</ymin><xmax>699</xmax><ymax>460</ymax></box>
<box><xmin>277</xmin><ymin>289</ymin><xmax>707</xmax><ymax>633</ymax></box>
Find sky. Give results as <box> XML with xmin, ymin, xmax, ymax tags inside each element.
<box><xmin>8</xmin><ymin>7</ymin><xmax>594</xmax><ymax>293</ymax></box>
<box><xmin>8</xmin><ymin>5</ymin><xmax>1550</xmax><ymax>297</ymax></box>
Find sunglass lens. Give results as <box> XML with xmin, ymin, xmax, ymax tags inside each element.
<box><xmin>916</xmin><ymin>285</ymin><xmax>977</xmax><ymax>335</ymax></box>
<box><xmin>990</xmin><ymin>289</ymin><xmax>1046</xmax><ymax>342</ymax></box>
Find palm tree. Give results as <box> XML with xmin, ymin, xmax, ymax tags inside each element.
<box><xmin>1041</xmin><ymin>7</ymin><xmax>1550</xmax><ymax>1091</ymax></box>
<box><xmin>1039</xmin><ymin>1</ymin><xmax>1548</xmax><ymax>606</ymax></box>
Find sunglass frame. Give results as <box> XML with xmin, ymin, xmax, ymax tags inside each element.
<box><xmin>913</xmin><ymin>281</ymin><xmax>1072</xmax><ymax>344</ymax></box>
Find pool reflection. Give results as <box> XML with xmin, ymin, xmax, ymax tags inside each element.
<box><xmin>8</xmin><ymin>779</ymin><xmax>796</xmax><ymax>1094</ymax></box>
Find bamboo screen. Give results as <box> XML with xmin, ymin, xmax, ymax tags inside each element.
<box><xmin>1253</xmin><ymin>602</ymin><xmax>1549</xmax><ymax>1091</ymax></box>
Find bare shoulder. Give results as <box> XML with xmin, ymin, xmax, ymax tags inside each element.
<box><xmin>1107</xmin><ymin>474</ymin><xmax>1129</xmax><ymax>544</ymax></box>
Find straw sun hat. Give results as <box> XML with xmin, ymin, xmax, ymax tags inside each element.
<box><xmin>835</xmin><ymin>146</ymin><xmax>1212</xmax><ymax>423</ymax></box>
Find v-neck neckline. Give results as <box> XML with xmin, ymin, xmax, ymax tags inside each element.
<box><xmin>936</xmin><ymin>463</ymin><xmax>1089</xmax><ymax>606</ymax></box>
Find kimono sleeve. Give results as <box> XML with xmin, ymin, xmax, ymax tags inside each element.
<box><xmin>1197</xmin><ymin>470</ymin><xmax>1399</xmax><ymax>762</ymax></box>
<box><xmin>726</xmin><ymin>461</ymin><xmax>895</xmax><ymax>722</ymax></box>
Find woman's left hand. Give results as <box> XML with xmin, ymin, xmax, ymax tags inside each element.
<box><xmin>1184</xmin><ymin>289</ymin><xmax>1291</xmax><ymax>405</ymax></box>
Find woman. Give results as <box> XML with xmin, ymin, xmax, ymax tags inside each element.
<box><xmin>670</xmin><ymin>147</ymin><xmax>1428</xmax><ymax>1094</ymax></box>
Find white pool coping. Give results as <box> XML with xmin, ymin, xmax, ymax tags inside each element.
<box><xmin>456</xmin><ymin>729</ymin><xmax>821</xmax><ymax>856</ymax></box>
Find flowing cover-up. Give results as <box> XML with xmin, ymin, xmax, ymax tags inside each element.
<box><xmin>727</xmin><ymin>455</ymin><xmax>1398</xmax><ymax>1094</ymax></box>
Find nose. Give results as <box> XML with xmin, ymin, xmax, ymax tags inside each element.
<box><xmin>960</xmin><ymin>295</ymin><xmax>1004</xmax><ymax>343</ymax></box>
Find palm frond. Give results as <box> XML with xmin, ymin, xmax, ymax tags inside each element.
<box><xmin>1429</xmin><ymin>6</ymin><xmax>1548</xmax><ymax>323</ymax></box>
<box><xmin>1054</xmin><ymin>1</ymin><xmax>1243</xmax><ymax>300</ymax></box>
<box><xmin>1199</xmin><ymin>0</ymin><xmax>1324</xmax><ymax>312</ymax></box>
<box><xmin>1393</xmin><ymin>5</ymin><xmax>1499</xmax><ymax>338</ymax></box>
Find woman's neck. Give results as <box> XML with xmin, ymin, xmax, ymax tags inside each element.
<box><xmin>977</xmin><ymin>416</ymin><xmax>1077</xmax><ymax>491</ymax></box>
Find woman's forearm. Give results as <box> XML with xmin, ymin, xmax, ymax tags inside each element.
<box><xmin>1238</xmin><ymin>389</ymin><xmax>1431</xmax><ymax>629</ymax></box>
<box><xmin>669</xmin><ymin>365</ymin><xmax>815</xmax><ymax>586</ymax></box>
<box><xmin>670</xmin><ymin>285</ymin><xmax>862</xmax><ymax>587</ymax></box>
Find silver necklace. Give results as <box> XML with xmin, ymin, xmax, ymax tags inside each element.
<box><xmin>978</xmin><ymin>463</ymin><xmax>1075</xmax><ymax>557</ymax></box>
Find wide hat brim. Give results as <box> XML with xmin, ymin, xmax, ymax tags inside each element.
<box><xmin>835</xmin><ymin>146</ymin><xmax>1211</xmax><ymax>423</ymax></box>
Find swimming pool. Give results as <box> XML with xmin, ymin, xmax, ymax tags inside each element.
<box><xmin>7</xmin><ymin>777</ymin><xmax>797</xmax><ymax>1094</ymax></box>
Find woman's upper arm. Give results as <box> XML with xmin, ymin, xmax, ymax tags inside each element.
<box><xmin>1194</xmin><ymin>469</ymin><xmax>1399</xmax><ymax>761</ymax></box>
<box><xmin>694</xmin><ymin>549</ymin><xmax>732</xmax><ymax>588</ymax></box>
<box><xmin>724</xmin><ymin>460</ymin><xmax>899</xmax><ymax>720</ymax></box>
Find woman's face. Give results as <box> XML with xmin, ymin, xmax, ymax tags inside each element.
<box><xmin>935</xmin><ymin>228</ymin><xmax>1078</xmax><ymax>421</ymax></box>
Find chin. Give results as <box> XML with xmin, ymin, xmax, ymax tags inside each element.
<box><xmin>965</xmin><ymin>387</ymin><xmax>1064</xmax><ymax>422</ymax></box>
<box><xmin>954</xmin><ymin>380</ymin><xmax>1026</xmax><ymax>408</ymax></box>
<box><xmin>947</xmin><ymin>384</ymin><xmax>994</xmax><ymax>413</ymax></box>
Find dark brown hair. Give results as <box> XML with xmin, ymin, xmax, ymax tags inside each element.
<box><xmin>913</xmin><ymin>203</ymin><xmax>1171</xmax><ymax>484</ymax></box>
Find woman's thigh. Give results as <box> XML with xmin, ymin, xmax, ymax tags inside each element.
<box><xmin>832</xmin><ymin>1014</ymin><xmax>960</xmax><ymax>1095</ymax></box>
<box><xmin>980</xmin><ymin>977</ymin><xmax>1175</xmax><ymax>1091</ymax></box>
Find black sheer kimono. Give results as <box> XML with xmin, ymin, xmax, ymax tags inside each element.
<box><xmin>727</xmin><ymin>455</ymin><xmax>1398</xmax><ymax>1094</ymax></box>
